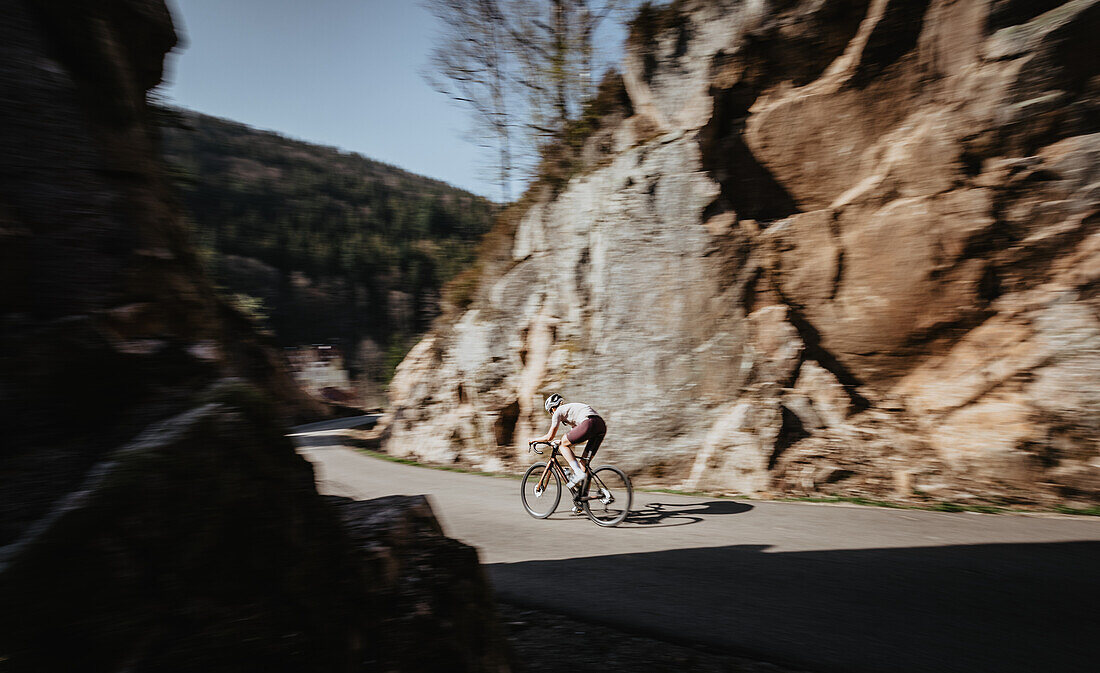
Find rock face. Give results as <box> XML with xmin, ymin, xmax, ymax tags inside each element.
<box><xmin>385</xmin><ymin>0</ymin><xmax>1100</xmax><ymax>507</ymax></box>
<box><xmin>0</xmin><ymin>1</ymin><xmax>510</xmax><ymax>670</ymax></box>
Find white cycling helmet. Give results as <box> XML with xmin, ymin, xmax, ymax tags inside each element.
<box><xmin>544</xmin><ymin>393</ymin><xmax>564</xmax><ymax>414</ymax></box>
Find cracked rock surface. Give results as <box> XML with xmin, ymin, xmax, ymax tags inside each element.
<box><xmin>385</xmin><ymin>0</ymin><xmax>1100</xmax><ymax>509</ymax></box>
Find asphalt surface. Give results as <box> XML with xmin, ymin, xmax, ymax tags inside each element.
<box><xmin>293</xmin><ymin>416</ymin><xmax>1100</xmax><ymax>673</ymax></box>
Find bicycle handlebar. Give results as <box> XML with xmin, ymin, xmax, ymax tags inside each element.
<box><xmin>528</xmin><ymin>440</ymin><xmax>558</xmax><ymax>454</ymax></box>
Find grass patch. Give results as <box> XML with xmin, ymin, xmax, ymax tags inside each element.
<box><xmin>1054</xmin><ymin>504</ymin><xmax>1100</xmax><ymax>516</ymax></box>
<box><xmin>655</xmin><ymin>492</ymin><xmax>1100</xmax><ymax>517</ymax></box>
<box><xmin>928</xmin><ymin>502</ymin><xmax>1008</xmax><ymax>514</ymax></box>
<box><xmin>782</xmin><ymin>495</ymin><xmax>910</xmax><ymax>510</ymax></box>
<box><xmin>780</xmin><ymin>495</ymin><xmax>1023</xmax><ymax>514</ymax></box>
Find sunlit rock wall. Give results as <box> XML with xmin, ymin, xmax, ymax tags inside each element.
<box><xmin>386</xmin><ymin>0</ymin><xmax>1099</xmax><ymax>508</ymax></box>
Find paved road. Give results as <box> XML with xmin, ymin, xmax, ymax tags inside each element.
<box><xmin>293</xmin><ymin>416</ymin><xmax>1100</xmax><ymax>673</ymax></box>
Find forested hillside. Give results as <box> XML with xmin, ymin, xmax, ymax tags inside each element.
<box><xmin>160</xmin><ymin>110</ymin><xmax>494</xmax><ymax>401</ymax></box>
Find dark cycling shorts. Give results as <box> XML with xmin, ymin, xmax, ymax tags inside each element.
<box><xmin>567</xmin><ymin>416</ymin><xmax>606</xmax><ymax>459</ymax></box>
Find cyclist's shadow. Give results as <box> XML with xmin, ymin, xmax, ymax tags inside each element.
<box><xmin>624</xmin><ymin>500</ymin><xmax>753</xmax><ymax>527</ymax></box>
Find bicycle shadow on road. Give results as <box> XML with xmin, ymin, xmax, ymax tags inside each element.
<box><xmin>623</xmin><ymin>500</ymin><xmax>753</xmax><ymax>527</ymax></box>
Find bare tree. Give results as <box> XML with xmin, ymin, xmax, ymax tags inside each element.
<box><xmin>507</xmin><ymin>0</ymin><xmax>624</xmax><ymax>136</ymax></box>
<box><xmin>424</xmin><ymin>0</ymin><xmax>515</xmax><ymax>203</ymax></box>
<box><xmin>424</xmin><ymin>0</ymin><xmax>634</xmax><ymax>196</ymax></box>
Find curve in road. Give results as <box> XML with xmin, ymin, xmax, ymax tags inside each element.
<box><xmin>294</xmin><ymin>417</ymin><xmax>1100</xmax><ymax>673</ymax></box>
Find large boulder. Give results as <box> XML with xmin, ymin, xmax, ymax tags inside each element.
<box><xmin>3</xmin><ymin>387</ymin><xmax>352</xmax><ymax>670</ymax></box>
<box><xmin>0</xmin><ymin>1</ymin><xmax>511</xmax><ymax>670</ymax></box>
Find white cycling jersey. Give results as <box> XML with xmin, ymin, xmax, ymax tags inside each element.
<box><xmin>549</xmin><ymin>402</ymin><xmax>599</xmax><ymax>433</ymax></box>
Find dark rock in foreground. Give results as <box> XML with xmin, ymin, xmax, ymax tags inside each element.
<box><xmin>2</xmin><ymin>387</ymin><xmax>358</xmax><ymax>671</ymax></box>
<box><xmin>0</xmin><ymin>1</ymin><xmax>511</xmax><ymax>670</ymax></box>
<box><xmin>1</xmin><ymin>394</ymin><xmax>510</xmax><ymax>672</ymax></box>
<box><xmin>331</xmin><ymin>495</ymin><xmax>511</xmax><ymax>672</ymax></box>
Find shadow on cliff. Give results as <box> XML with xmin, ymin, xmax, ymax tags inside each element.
<box><xmin>487</xmin><ymin>540</ymin><xmax>1099</xmax><ymax>673</ymax></box>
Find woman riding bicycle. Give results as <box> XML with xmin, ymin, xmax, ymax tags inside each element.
<box><xmin>530</xmin><ymin>393</ymin><xmax>606</xmax><ymax>491</ymax></box>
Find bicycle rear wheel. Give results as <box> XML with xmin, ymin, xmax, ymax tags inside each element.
<box><xmin>521</xmin><ymin>462</ymin><xmax>561</xmax><ymax>518</ymax></box>
<box><xmin>584</xmin><ymin>466</ymin><xmax>632</xmax><ymax>526</ymax></box>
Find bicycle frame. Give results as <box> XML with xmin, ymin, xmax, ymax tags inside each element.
<box><xmin>532</xmin><ymin>442</ymin><xmax>594</xmax><ymax>504</ymax></box>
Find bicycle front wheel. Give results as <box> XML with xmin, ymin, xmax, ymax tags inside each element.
<box><xmin>584</xmin><ymin>466</ymin><xmax>632</xmax><ymax>526</ymax></box>
<box><xmin>521</xmin><ymin>462</ymin><xmax>561</xmax><ymax>519</ymax></box>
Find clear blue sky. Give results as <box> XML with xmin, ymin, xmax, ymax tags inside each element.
<box><xmin>163</xmin><ymin>0</ymin><xmax>498</xmax><ymax>198</ymax></box>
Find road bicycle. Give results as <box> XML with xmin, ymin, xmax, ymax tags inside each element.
<box><xmin>521</xmin><ymin>440</ymin><xmax>633</xmax><ymax>526</ymax></box>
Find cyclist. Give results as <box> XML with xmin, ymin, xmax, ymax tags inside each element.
<box><xmin>530</xmin><ymin>393</ymin><xmax>607</xmax><ymax>492</ymax></box>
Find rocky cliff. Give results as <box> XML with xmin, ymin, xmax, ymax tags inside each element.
<box><xmin>384</xmin><ymin>0</ymin><xmax>1100</xmax><ymax>508</ymax></box>
<box><xmin>0</xmin><ymin>1</ymin><xmax>510</xmax><ymax>670</ymax></box>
